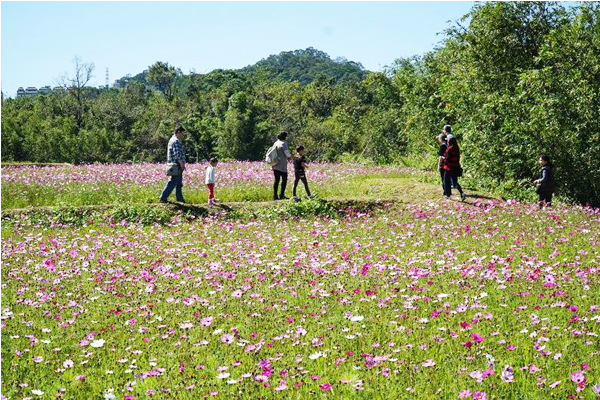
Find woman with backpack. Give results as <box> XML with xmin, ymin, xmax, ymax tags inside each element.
<box><xmin>533</xmin><ymin>154</ymin><xmax>555</xmax><ymax>208</ymax></box>
<box><xmin>266</xmin><ymin>131</ymin><xmax>292</xmax><ymax>200</ymax></box>
<box><xmin>442</xmin><ymin>136</ymin><xmax>466</xmax><ymax>201</ymax></box>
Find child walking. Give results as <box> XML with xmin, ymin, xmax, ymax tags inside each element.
<box><xmin>205</xmin><ymin>157</ymin><xmax>218</xmax><ymax>205</ymax></box>
<box><xmin>293</xmin><ymin>146</ymin><xmax>315</xmax><ymax>201</ymax></box>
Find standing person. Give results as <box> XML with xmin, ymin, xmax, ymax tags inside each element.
<box><xmin>160</xmin><ymin>125</ymin><xmax>186</xmax><ymax>203</ymax></box>
<box><xmin>292</xmin><ymin>145</ymin><xmax>315</xmax><ymax>201</ymax></box>
<box><xmin>442</xmin><ymin>136</ymin><xmax>466</xmax><ymax>201</ymax></box>
<box><xmin>437</xmin><ymin>133</ymin><xmax>448</xmax><ymax>185</ymax></box>
<box><xmin>271</xmin><ymin>131</ymin><xmax>292</xmax><ymax>200</ymax></box>
<box><xmin>533</xmin><ymin>154</ymin><xmax>555</xmax><ymax>208</ymax></box>
<box><xmin>205</xmin><ymin>157</ymin><xmax>218</xmax><ymax>205</ymax></box>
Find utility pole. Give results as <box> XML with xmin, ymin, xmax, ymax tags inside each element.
<box><xmin>105</xmin><ymin>68</ymin><xmax>109</xmax><ymax>89</ymax></box>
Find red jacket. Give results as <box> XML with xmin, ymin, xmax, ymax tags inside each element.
<box><xmin>443</xmin><ymin>145</ymin><xmax>460</xmax><ymax>172</ymax></box>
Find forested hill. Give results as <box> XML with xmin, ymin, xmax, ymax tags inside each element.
<box><xmin>117</xmin><ymin>47</ymin><xmax>366</xmax><ymax>87</ymax></box>
<box><xmin>241</xmin><ymin>47</ymin><xmax>366</xmax><ymax>85</ymax></box>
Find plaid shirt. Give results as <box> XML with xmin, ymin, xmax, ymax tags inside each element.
<box><xmin>167</xmin><ymin>135</ymin><xmax>186</xmax><ymax>164</ymax></box>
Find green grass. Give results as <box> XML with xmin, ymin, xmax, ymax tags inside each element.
<box><xmin>1</xmin><ymin>170</ymin><xmax>453</xmax><ymax>210</ymax></box>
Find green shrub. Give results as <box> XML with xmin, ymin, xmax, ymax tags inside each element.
<box><xmin>109</xmin><ymin>205</ymin><xmax>171</xmax><ymax>224</ymax></box>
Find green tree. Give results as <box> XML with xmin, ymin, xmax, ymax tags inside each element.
<box><xmin>147</xmin><ymin>61</ymin><xmax>181</xmax><ymax>101</ymax></box>
<box><xmin>217</xmin><ymin>91</ymin><xmax>257</xmax><ymax>160</ymax></box>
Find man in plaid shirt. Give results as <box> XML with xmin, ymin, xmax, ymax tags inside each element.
<box><xmin>160</xmin><ymin>125</ymin><xmax>186</xmax><ymax>203</ymax></box>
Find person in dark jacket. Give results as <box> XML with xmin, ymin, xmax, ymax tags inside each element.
<box><xmin>437</xmin><ymin>133</ymin><xmax>448</xmax><ymax>186</ymax></box>
<box><xmin>442</xmin><ymin>136</ymin><xmax>466</xmax><ymax>201</ymax></box>
<box><xmin>533</xmin><ymin>154</ymin><xmax>555</xmax><ymax>208</ymax></box>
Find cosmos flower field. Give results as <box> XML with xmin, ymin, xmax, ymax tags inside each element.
<box><xmin>2</xmin><ymin>195</ymin><xmax>599</xmax><ymax>399</ymax></box>
<box><xmin>1</xmin><ymin>162</ymin><xmax>414</xmax><ymax>209</ymax></box>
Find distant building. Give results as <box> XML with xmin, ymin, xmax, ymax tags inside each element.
<box><xmin>16</xmin><ymin>85</ymin><xmax>64</xmax><ymax>98</ymax></box>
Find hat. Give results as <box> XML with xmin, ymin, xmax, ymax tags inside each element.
<box><xmin>446</xmin><ymin>134</ymin><xmax>454</xmax><ymax>140</ymax></box>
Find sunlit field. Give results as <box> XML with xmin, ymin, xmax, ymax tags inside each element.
<box><xmin>1</xmin><ymin>162</ymin><xmax>423</xmax><ymax>209</ymax></box>
<box><xmin>2</xmin><ymin>198</ymin><xmax>599</xmax><ymax>399</ymax></box>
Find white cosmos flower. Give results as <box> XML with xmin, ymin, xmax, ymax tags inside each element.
<box><xmin>90</xmin><ymin>339</ymin><xmax>105</xmax><ymax>348</ymax></box>
<box><xmin>104</xmin><ymin>390</ymin><xmax>117</xmax><ymax>400</ymax></box>
<box><xmin>32</xmin><ymin>389</ymin><xmax>44</xmax><ymax>396</ymax></box>
<box><xmin>350</xmin><ymin>315</ymin><xmax>364</xmax><ymax>322</ymax></box>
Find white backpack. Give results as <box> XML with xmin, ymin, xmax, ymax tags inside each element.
<box><xmin>265</xmin><ymin>144</ymin><xmax>280</xmax><ymax>166</ymax></box>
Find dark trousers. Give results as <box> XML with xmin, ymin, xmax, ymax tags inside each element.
<box><xmin>443</xmin><ymin>171</ymin><xmax>463</xmax><ymax>197</ymax></box>
<box><xmin>160</xmin><ymin>173</ymin><xmax>184</xmax><ymax>202</ymax></box>
<box><xmin>293</xmin><ymin>174</ymin><xmax>311</xmax><ymax>197</ymax></box>
<box><xmin>538</xmin><ymin>192</ymin><xmax>552</xmax><ymax>208</ymax></box>
<box><xmin>441</xmin><ymin>168</ymin><xmax>459</xmax><ymax>188</ymax></box>
<box><xmin>273</xmin><ymin>170</ymin><xmax>288</xmax><ymax>199</ymax></box>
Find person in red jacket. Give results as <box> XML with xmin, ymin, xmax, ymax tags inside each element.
<box><xmin>442</xmin><ymin>136</ymin><xmax>466</xmax><ymax>201</ymax></box>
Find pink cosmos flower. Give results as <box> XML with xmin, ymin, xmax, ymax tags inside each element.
<box><xmin>501</xmin><ymin>365</ymin><xmax>514</xmax><ymax>383</ymax></box>
<box><xmin>570</xmin><ymin>371</ymin><xmax>585</xmax><ymax>385</ymax></box>
<box><xmin>75</xmin><ymin>375</ymin><xmax>86</xmax><ymax>381</ymax></box>
<box><xmin>320</xmin><ymin>383</ymin><xmax>332</xmax><ymax>391</ymax></box>
<box><xmin>200</xmin><ymin>317</ymin><xmax>214</xmax><ymax>327</ymax></box>
<box><xmin>231</xmin><ymin>290</ymin><xmax>243</xmax><ymax>298</ymax></box>
<box><xmin>473</xmin><ymin>392</ymin><xmax>487</xmax><ymax>400</ymax></box>
<box><xmin>221</xmin><ymin>333</ymin><xmax>234</xmax><ymax>344</ymax></box>
<box><xmin>33</xmin><ymin>356</ymin><xmax>43</xmax><ymax>363</ymax></box>
<box><xmin>471</xmin><ymin>333</ymin><xmax>485</xmax><ymax>343</ymax></box>
<box><xmin>459</xmin><ymin>389</ymin><xmax>472</xmax><ymax>398</ymax></box>
<box><xmin>469</xmin><ymin>371</ymin><xmax>483</xmax><ymax>382</ymax></box>
<box><xmin>422</xmin><ymin>359</ymin><xmax>436</xmax><ymax>367</ymax></box>
<box><xmin>126</xmin><ymin>318</ymin><xmax>137</xmax><ymax>326</ymax></box>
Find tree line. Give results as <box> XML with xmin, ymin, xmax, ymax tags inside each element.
<box><xmin>2</xmin><ymin>2</ymin><xmax>599</xmax><ymax>206</ymax></box>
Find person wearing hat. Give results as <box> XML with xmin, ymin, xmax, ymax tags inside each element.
<box><xmin>160</xmin><ymin>124</ymin><xmax>187</xmax><ymax>203</ymax></box>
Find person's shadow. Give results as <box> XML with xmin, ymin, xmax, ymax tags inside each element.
<box><xmin>166</xmin><ymin>202</ymin><xmax>209</xmax><ymax>217</ymax></box>
<box><xmin>215</xmin><ymin>203</ymin><xmax>234</xmax><ymax>212</ymax></box>
<box><xmin>467</xmin><ymin>194</ymin><xmax>499</xmax><ymax>201</ymax></box>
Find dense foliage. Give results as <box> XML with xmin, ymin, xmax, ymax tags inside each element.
<box><xmin>2</xmin><ymin>3</ymin><xmax>599</xmax><ymax>205</ymax></box>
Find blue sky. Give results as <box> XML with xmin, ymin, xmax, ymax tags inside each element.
<box><xmin>1</xmin><ymin>1</ymin><xmax>475</xmax><ymax>97</ymax></box>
